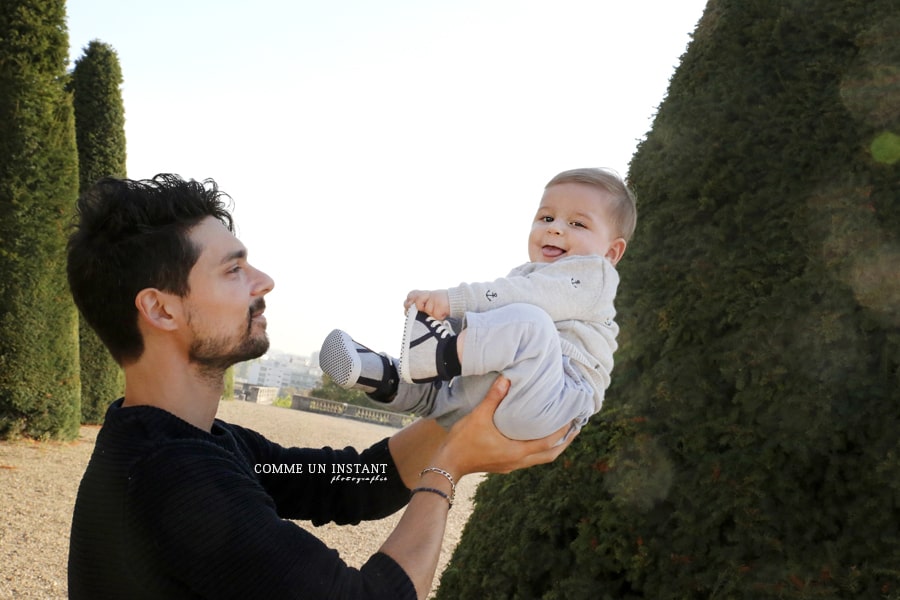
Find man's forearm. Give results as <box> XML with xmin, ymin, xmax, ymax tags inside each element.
<box><xmin>387</xmin><ymin>418</ymin><xmax>448</xmax><ymax>488</ymax></box>
<box><xmin>383</xmin><ymin>421</ymin><xmax>458</xmax><ymax>598</ymax></box>
<box><xmin>378</xmin><ymin>469</ymin><xmax>453</xmax><ymax>598</ymax></box>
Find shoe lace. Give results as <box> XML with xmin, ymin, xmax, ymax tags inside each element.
<box><xmin>425</xmin><ymin>316</ymin><xmax>452</xmax><ymax>339</ymax></box>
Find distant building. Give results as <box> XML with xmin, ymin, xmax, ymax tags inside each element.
<box><xmin>235</xmin><ymin>352</ymin><xmax>323</xmax><ymax>396</ymax></box>
<box><xmin>237</xmin><ymin>383</ymin><xmax>278</xmax><ymax>405</ymax></box>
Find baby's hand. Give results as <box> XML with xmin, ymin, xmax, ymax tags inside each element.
<box><xmin>404</xmin><ymin>289</ymin><xmax>451</xmax><ymax>320</ymax></box>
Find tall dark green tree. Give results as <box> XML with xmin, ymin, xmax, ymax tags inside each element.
<box><xmin>0</xmin><ymin>0</ymin><xmax>81</xmax><ymax>439</ymax></box>
<box><xmin>70</xmin><ymin>40</ymin><xmax>126</xmax><ymax>423</ymax></box>
<box><xmin>438</xmin><ymin>1</ymin><xmax>900</xmax><ymax>598</ymax></box>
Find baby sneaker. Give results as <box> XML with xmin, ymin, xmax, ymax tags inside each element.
<box><xmin>399</xmin><ymin>307</ymin><xmax>459</xmax><ymax>384</ymax></box>
<box><xmin>319</xmin><ymin>330</ymin><xmax>398</xmax><ymax>398</ymax></box>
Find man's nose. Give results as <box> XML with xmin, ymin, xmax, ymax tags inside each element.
<box><xmin>252</xmin><ymin>267</ymin><xmax>275</xmax><ymax>295</ymax></box>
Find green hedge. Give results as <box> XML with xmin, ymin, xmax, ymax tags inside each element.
<box><xmin>70</xmin><ymin>39</ymin><xmax>126</xmax><ymax>423</ymax></box>
<box><xmin>438</xmin><ymin>0</ymin><xmax>900</xmax><ymax>597</ymax></box>
<box><xmin>0</xmin><ymin>0</ymin><xmax>81</xmax><ymax>440</ymax></box>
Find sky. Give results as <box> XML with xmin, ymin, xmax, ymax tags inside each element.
<box><xmin>65</xmin><ymin>0</ymin><xmax>708</xmax><ymax>359</ymax></box>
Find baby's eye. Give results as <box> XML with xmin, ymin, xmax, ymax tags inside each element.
<box><xmin>571</xmin><ymin>221</ymin><xmax>586</xmax><ymax>228</ymax></box>
<box><xmin>541</xmin><ymin>216</ymin><xmax>554</xmax><ymax>223</ymax></box>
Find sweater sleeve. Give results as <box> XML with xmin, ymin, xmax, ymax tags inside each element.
<box><xmin>229</xmin><ymin>426</ymin><xmax>410</xmax><ymax>525</ymax></box>
<box><xmin>447</xmin><ymin>255</ymin><xmax>616</xmax><ymax>322</ymax></box>
<box><xmin>124</xmin><ymin>441</ymin><xmax>416</xmax><ymax>600</ymax></box>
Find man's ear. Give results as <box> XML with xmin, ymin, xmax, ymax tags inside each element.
<box><xmin>135</xmin><ymin>288</ymin><xmax>181</xmax><ymax>332</ymax></box>
<box><xmin>605</xmin><ymin>238</ymin><xmax>627</xmax><ymax>266</ymax></box>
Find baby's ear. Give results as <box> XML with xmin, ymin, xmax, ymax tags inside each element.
<box><xmin>135</xmin><ymin>288</ymin><xmax>181</xmax><ymax>332</ymax></box>
<box><xmin>605</xmin><ymin>238</ymin><xmax>627</xmax><ymax>266</ymax></box>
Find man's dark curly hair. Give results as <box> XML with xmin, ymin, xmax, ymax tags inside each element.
<box><xmin>67</xmin><ymin>174</ymin><xmax>234</xmax><ymax>365</ymax></box>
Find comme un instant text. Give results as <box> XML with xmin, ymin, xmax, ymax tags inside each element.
<box><xmin>254</xmin><ymin>463</ymin><xmax>388</xmax><ymax>475</ymax></box>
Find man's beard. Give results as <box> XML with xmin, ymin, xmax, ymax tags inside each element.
<box><xmin>188</xmin><ymin>301</ymin><xmax>270</xmax><ymax>379</ymax></box>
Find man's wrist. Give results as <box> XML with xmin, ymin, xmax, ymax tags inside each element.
<box><xmin>410</xmin><ymin>486</ymin><xmax>452</xmax><ymax>508</ymax></box>
<box><xmin>420</xmin><ymin>467</ymin><xmax>456</xmax><ymax>504</ymax></box>
<box><xmin>417</xmin><ymin>467</ymin><xmax>457</xmax><ymax>504</ymax></box>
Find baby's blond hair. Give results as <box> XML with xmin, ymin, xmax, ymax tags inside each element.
<box><xmin>545</xmin><ymin>168</ymin><xmax>637</xmax><ymax>242</ymax></box>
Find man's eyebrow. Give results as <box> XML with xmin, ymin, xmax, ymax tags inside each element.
<box><xmin>220</xmin><ymin>248</ymin><xmax>247</xmax><ymax>264</ymax></box>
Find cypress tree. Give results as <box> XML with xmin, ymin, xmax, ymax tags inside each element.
<box><xmin>70</xmin><ymin>40</ymin><xmax>126</xmax><ymax>423</ymax></box>
<box><xmin>0</xmin><ymin>0</ymin><xmax>81</xmax><ymax>439</ymax></box>
<box><xmin>438</xmin><ymin>1</ymin><xmax>900</xmax><ymax>598</ymax></box>
<box><xmin>223</xmin><ymin>366</ymin><xmax>235</xmax><ymax>402</ymax></box>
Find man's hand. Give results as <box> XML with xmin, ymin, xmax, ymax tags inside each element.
<box><xmin>381</xmin><ymin>375</ymin><xmax>576</xmax><ymax>598</ymax></box>
<box><xmin>432</xmin><ymin>376</ymin><xmax>577</xmax><ymax>480</ymax></box>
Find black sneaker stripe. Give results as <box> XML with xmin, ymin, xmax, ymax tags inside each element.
<box><xmin>409</xmin><ymin>335</ymin><xmax>433</xmax><ymax>349</ymax></box>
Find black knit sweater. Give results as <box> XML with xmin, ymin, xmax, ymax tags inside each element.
<box><xmin>68</xmin><ymin>399</ymin><xmax>415</xmax><ymax>599</ymax></box>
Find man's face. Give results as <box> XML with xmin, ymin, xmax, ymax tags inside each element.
<box><xmin>182</xmin><ymin>217</ymin><xmax>275</xmax><ymax>373</ymax></box>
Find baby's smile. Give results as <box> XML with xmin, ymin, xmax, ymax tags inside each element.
<box><xmin>541</xmin><ymin>245</ymin><xmax>566</xmax><ymax>259</ymax></box>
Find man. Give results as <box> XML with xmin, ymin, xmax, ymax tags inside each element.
<box><xmin>66</xmin><ymin>174</ymin><xmax>573</xmax><ymax>599</ymax></box>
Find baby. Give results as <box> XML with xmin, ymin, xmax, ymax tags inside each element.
<box><xmin>319</xmin><ymin>167</ymin><xmax>636</xmax><ymax>440</ymax></box>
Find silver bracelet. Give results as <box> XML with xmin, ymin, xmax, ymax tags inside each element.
<box><xmin>420</xmin><ymin>467</ymin><xmax>456</xmax><ymax>505</ymax></box>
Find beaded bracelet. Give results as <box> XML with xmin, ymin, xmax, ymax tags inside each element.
<box><xmin>410</xmin><ymin>486</ymin><xmax>453</xmax><ymax>508</ymax></box>
<box><xmin>421</xmin><ymin>467</ymin><xmax>456</xmax><ymax>505</ymax></box>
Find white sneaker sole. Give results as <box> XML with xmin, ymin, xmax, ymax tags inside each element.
<box><xmin>319</xmin><ymin>329</ymin><xmax>361</xmax><ymax>388</ymax></box>
<box><xmin>398</xmin><ymin>306</ymin><xmax>419</xmax><ymax>384</ymax></box>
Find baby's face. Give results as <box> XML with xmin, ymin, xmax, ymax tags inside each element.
<box><xmin>528</xmin><ymin>182</ymin><xmax>624</xmax><ymax>265</ymax></box>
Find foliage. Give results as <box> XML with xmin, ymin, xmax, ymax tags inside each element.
<box><xmin>222</xmin><ymin>366</ymin><xmax>234</xmax><ymax>401</ymax></box>
<box><xmin>273</xmin><ymin>397</ymin><xmax>293</xmax><ymax>409</ymax></box>
<box><xmin>69</xmin><ymin>39</ymin><xmax>126</xmax><ymax>423</ymax></box>
<box><xmin>0</xmin><ymin>0</ymin><xmax>81</xmax><ymax>439</ymax></box>
<box><xmin>309</xmin><ymin>374</ymin><xmax>383</xmax><ymax>408</ymax></box>
<box><xmin>438</xmin><ymin>0</ymin><xmax>900</xmax><ymax>598</ymax></box>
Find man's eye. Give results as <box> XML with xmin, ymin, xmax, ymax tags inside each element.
<box><xmin>228</xmin><ymin>265</ymin><xmax>242</xmax><ymax>274</ymax></box>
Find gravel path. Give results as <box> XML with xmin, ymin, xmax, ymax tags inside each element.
<box><xmin>0</xmin><ymin>400</ymin><xmax>482</xmax><ymax>598</ymax></box>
